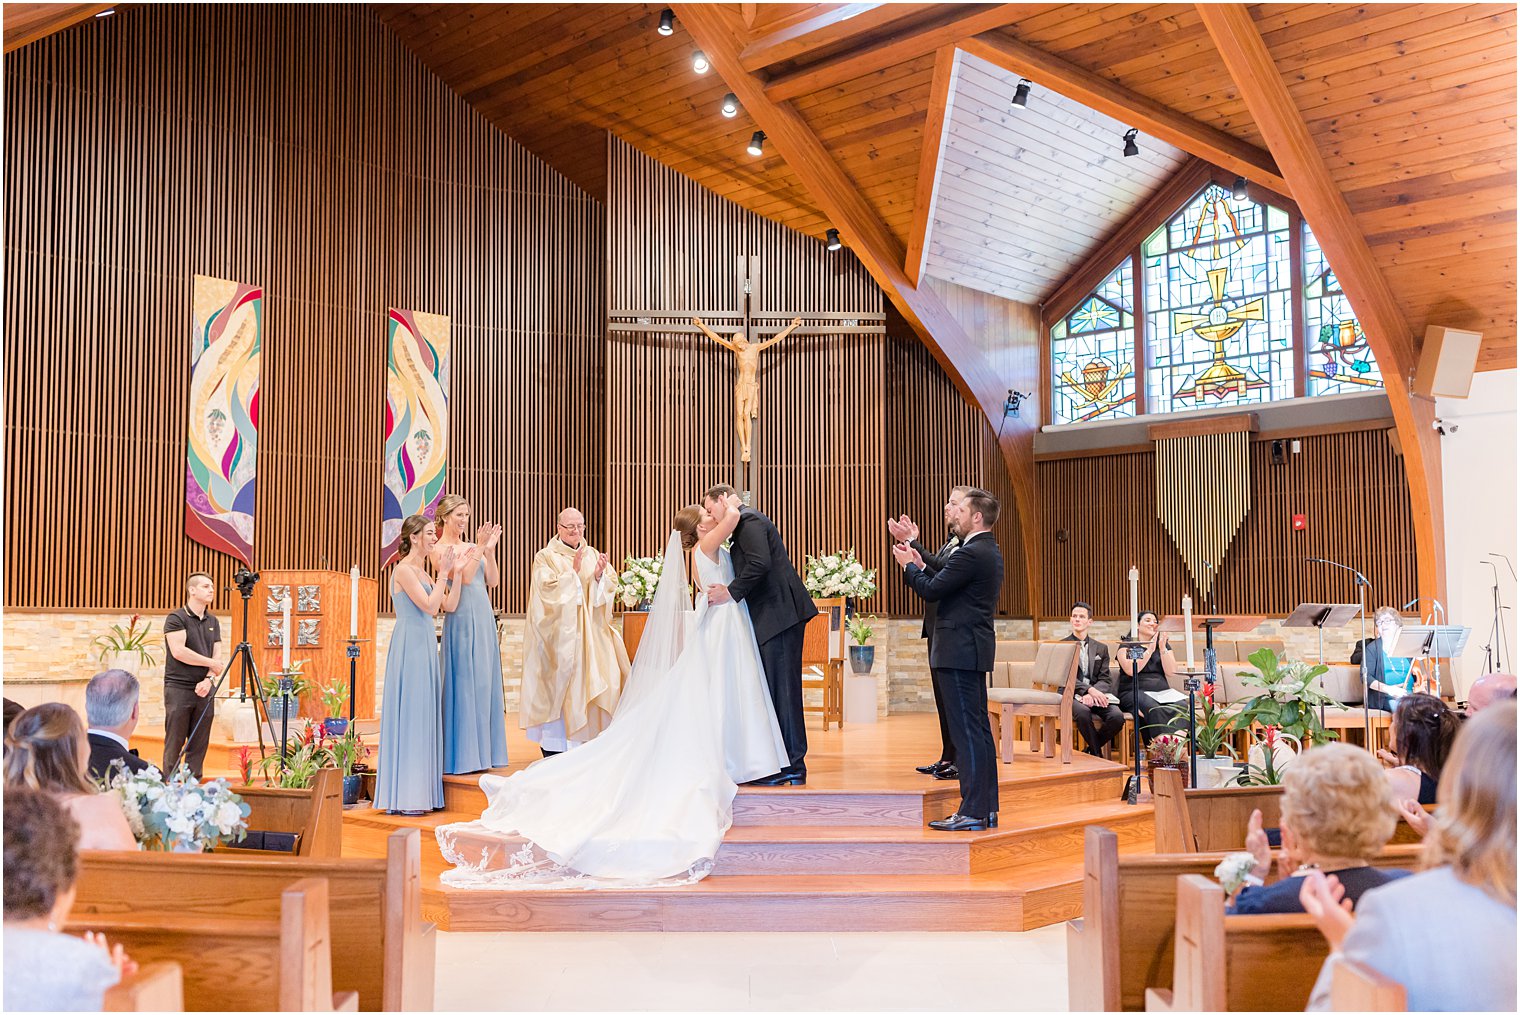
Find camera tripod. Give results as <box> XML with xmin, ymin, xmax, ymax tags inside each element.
<box><xmin>174</xmin><ymin>566</ymin><xmax>290</xmax><ymax>775</ymax></box>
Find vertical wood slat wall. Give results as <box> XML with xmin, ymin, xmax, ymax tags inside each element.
<box><xmin>4</xmin><ymin>5</ymin><xmax>603</xmax><ymax>613</ymax></box>
<box><xmin>1038</xmin><ymin>428</ymin><xmax>1418</xmax><ymax>618</ymax></box>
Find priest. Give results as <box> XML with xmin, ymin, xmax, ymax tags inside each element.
<box><xmin>520</xmin><ymin>507</ymin><xmax>628</xmax><ymax>756</ymax></box>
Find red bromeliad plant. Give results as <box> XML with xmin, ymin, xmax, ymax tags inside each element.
<box><xmin>236</xmin><ymin>746</ymin><xmax>256</xmax><ymax>786</ymax></box>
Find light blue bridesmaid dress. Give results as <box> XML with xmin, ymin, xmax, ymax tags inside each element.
<box><xmin>373</xmin><ymin>576</ymin><xmax>444</xmax><ymax>813</ymax></box>
<box><xmin>442</xmin><ymin>573</ymin><xmax>509</xmax><ymax>773</ymax></box>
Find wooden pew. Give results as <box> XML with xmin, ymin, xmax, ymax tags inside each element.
<box><xmin>1153</xmin><ymin>766</ymin><xmax>1433</xmax><ymax>852</ymax></box>
<box><xmin>69</xmin><ymin>877</ymin><xmax>358</xmax><ymax>1011</ymax></box>
<box><xmin>1068</xmin><ymin>825</ymin><xmax>1425</xmax><ymax>1011</ymax></box>
<box><xmin>103</xmin><ymin>962</ymin><xmax>184</xmax><ymax>1011</ymax></box>
<box><xmin>231</xmin><ymin>767</ymin><xmax>344</xmax><ymax>858</ymax></box>
<box><xmin>73</xmin><ymin>827</ymin><xmax>434</xmax><ymax>1011</ymax></box>
<box><xmin>1331</xmin><ymin>958</ymin><xmax>1407</xmax><ymax>1011</ymax></box>
<box><xmin>1145</xmin><ymin>875</ymin><xmax>1324</xmax><ymax>1012</ymax></box>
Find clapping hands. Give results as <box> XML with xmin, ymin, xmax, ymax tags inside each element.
<box><xmin>84</xmin><ymin>931</ymin><xmax>138</xmax><ymax>979</ymax></box>
<box><xmin>475</xmin><ymin>523</ymin><xmax>503</xmax><ymax>552</ymax></box>
<box><xmin>890</xmin><ymin>542</ymin><xmax>924</xmax><ymax>570</ymax></box>
<box><xmin>886</xmin><ymin>514</ymin><xmax>920</xmax><ymax>542</ymax></box>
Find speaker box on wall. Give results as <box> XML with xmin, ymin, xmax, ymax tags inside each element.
<box><xmin>1414</xmin><ymin>325</ymin><xmax>1483</xmax><ymax>398</ymax></box>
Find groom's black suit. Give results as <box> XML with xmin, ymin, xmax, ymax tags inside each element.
<box><xmin>727</xmin><ymin>507</ymin><xmax>817</xmax><ymax>779</ymax></box>
<box><xmin>902</xmin><ymin>530</ymin><xmax>1003</xmax><ymax>821</ymax></box>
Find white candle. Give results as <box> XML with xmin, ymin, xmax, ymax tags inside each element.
<box><xmin>350</xmin><ymin>565</ymin><xmax>360</xmax><ymax>639</ymax></box>
<box><xmin>1182</xmin><ymin>594</ymin><xmax>1195</xmax><ymax>669</ymax></box>
<box><xmin>1128</xmin><ymin>566</ymin><xmax>1139</xmax><ymax>640</ymax></box>
<box><xmin>281</xmin><ymin>597</ymin><xmax>292</xmax><ymax>670</ymax></box>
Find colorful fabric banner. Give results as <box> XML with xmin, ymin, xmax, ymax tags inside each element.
<box><xmin>382</xmin><ymin>309</ymin><xmax>450</xmax><ymax>566</ymax></box>
<box><xmin>186</xmin><ymin>274</ymin><xmax>262</xmax><ymax>566</ymax></box>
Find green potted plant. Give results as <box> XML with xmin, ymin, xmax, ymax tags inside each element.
<box><xmin>319</xmin><ymin>682</ymin><xmax>349</xmax><ymax>737</ymax></box>
<box><xmin>255</xmin><ymin>720</ymin><xmax>333</xmax><ymax>789</ymax></box>
<box><xmin>1228</xmin><ymin>648</ymin><xmax>1343</xmax><ymax>750</ymax></box>
<box><xmin>1146</xmin><ymin>732</ymin><xmax>1191</xmax><ymax>789</ymax></box>
<box><xmin>1243</xmin><ymin>725</ymin><xmax>1292</xmax><ymax>786</ymax></box>
<box><xmin>846</xmin><ymin>614</ymin><xmax>877</xmax><ymax>674</ymax></box>
<box><xmin>260</xmin><ymin>662</ymin><xmax>312</xmax><ymax>734</ymax></box>
<box><xmin>1193</xmin><ymin>691</ymin><xmax>1242</xmax><ymax>788</ymax></box>
<box><xmin>327</xmin><ymin>727</ymin><xmax>370</xmax><ymax>806</ymax></box>
<box><xmin>92</xmin><ymin>614</ymin><xmax>158</xmax><ymax>674</ymax></box>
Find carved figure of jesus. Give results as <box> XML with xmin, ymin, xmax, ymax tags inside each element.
<box><xmin>693</xmin><ymin>316</ymin><xmax>802</xmax><ymax>463</ymax></box>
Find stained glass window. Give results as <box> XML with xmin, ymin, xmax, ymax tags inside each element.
<box><xmin>1304</xmin><ymin>225</ymin><xmax>1382</xmax><ymax>394</ymax></box>
<box><xmin>1051</xmin><ymin>259</ymin><xmax>1136</xmax><ymax>424</ymax></box>
<box><xmin>1143</xmin><ymin>183</ymin><xmax>1294</xmax><ymax>411</ymax></box>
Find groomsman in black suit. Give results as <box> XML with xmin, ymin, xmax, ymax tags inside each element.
<box><xmin>887</xmin><ymin>486</ymin><xmax>971</xmax><ymax>781</ymax></box>
<box><xmin>893</xmin><ymin>488</ymin><xmax>1004</xmax><ymax>831</ymax></box>
<box><xmin>85</xmin><ymin>669</ymin><xmax>152</xmax><ymax>782</ymax></box>
<box><xmin>1064</xmin><ymin>602</ymin><xmax>1125</xmax><ymax>756</ymax></box>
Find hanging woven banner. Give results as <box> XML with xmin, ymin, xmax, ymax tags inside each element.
<box><xmin>382</xmin><ymin>308</ymin><xmax>450</xmax><ymax>566</ymax></box>
<box><xmin>1152</xmin><ymin>416</ymin><xmax>1254</xmax><ymax>599</ymax></box>
<box><xmin>186</xmin><ymin>274</ymin><xmax>263</xmax><ymax>565</ymax></box>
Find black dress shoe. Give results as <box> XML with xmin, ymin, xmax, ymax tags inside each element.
<box><xmin>746</xmin><ymin>772</ymin><xmax>806</xmax><ymax>787</ymax></box>
<box><xmin>931</xmin><ymin>764</ymin><xmax>960</xmax><ymax>781</ymax></box>
<box><xmin>915</xmin><ymin>761</ymin><xmax>951</xmax><ymax>775</ymax></box>
<box><xmin>928</xmin><ymin>813</ymin><xmax>989</xmax><ymax>832</ymax></box>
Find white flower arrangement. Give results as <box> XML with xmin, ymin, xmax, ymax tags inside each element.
<box><xmin>102</xmin><ymin>761</ymin><xmax>250</xmax><ymax>852</ymax></box>
<box><xmin>615</xmin><ymin>555</ymin><xmax>663</xmax><ymax>608</ymax></box>
<box><xmin>804</xmin><ymin>549</ymin><xmax>877</xmax><ymax>600</ymax></box>
<box><xmin>1213</xmin><ymin>851</ymin><xmax>1261</xmax><ymax>897</ymax></box>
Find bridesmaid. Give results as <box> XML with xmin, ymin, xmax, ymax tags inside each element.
<box><xmin>432</xmin><ymin>494</ymin><xmax>510</xmax><ymax>774</ymax></box>
<box><xmin>374</xmin><ymin>515</ymin><xmax>471</xmax><ymax>816</ymax></box>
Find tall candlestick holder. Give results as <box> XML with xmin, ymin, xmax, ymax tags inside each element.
<box><xmin>273</xmin><ymin>667</ymin><xmax>299</xmax><ymax>768</ymax></box>
<box><xmin>345</xmin><ymin>637</ymin><xmax>368</xmax><ymax>723</ymax></box>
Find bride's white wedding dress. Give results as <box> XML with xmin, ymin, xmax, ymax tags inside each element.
<box><xmin>436</xmin><ymin>532</ymin><xmax>788</xmax><ymax>888</ymax></box>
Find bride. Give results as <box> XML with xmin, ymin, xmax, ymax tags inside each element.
<box><xmin>436</xmin><ymin>502</ymin><xmax>789</xmax><ymax>888</ymax></box>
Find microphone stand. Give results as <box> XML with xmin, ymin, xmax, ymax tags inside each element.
<box><xmin>1402</xmin><ymin>595</ymin><xmax>1447</xmax><ymax>698</ymax></box>
<box><xmin>1307</xmin><ymin>557</ymin><xmax>1372</xmax><ymax>751</ymax></box>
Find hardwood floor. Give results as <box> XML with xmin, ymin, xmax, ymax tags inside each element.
<box><xmin>339</xmin><ymin>713</ymin><xmax>1155</xmax><ymax>932</ymax></box>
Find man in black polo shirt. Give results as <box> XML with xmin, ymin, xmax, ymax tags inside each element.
<box><xmin>163</xmin><ymin>571</ymin><xmax>223</xmax><ymax>777</ymax></box>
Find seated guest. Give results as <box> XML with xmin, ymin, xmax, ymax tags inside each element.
<box><xmin>1466</xmin><ymin>671</ymin><xmax>1517</xmax><ymax>714</ymax></box>
<box><xmin>4</xmin><ymin>704</ymin><xmax>136</xmax><ymax>850</ymax></box>
<box><xmin>4</xmin><ymin>787</ymin><xmax>135</xmax><ymax>1011</ymax></box>
<box><xmin>1114</xmin><ymin>610</ymin><xmax>1185</xmax><ymax>744</ymax></box>
<box><xmin>1351</xmin><ymin>606</ymin><xmax>1423</xmax><ymax>712</ymax></box>
<box><xmin>3</xmin><ymin>698</ymin><xmax>24</xmax><ymax>735</ymax></box>
<box><xmin>1229</xmin><ymin>743</ymin><xmax>1407</xmax><ymax>914</ymax></box>
<box><xmin>84</xmin><ymin>670</ymin><xmax>151</xmax><ymax>782</ymax></box>
<box><xmin>1303</xmin><ymin>701</ymin><xmax>1516</xmax><ymax>1012</ymax></box>
<box><xmin>1380</xmin><ymin>692</ymin><xmax>1459</xmax><ymax>806</ymax></box>
<box><xmin>1064</xmin><ymin>602</ymin><xmax>1123</xmax><ymax>756</ymax></box>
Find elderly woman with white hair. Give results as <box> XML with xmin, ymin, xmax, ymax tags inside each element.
<box><xmin>1227</xmin><ymin>742</ymin><xmax>1410</xmax><ymax>914</ymax></box>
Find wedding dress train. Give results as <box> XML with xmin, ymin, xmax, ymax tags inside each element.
<box><xmin>436</xmin><ymin>532</ymin><xmax>788</xmax><ymax>888</ymax></box>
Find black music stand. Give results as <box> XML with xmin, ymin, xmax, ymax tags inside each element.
<box><xmin>1390</xmin><ymin>625</ymin><xmax>1471</xmax><ymax>700</ymax></box>
<box><xmin>1283</xmin><ymin>603</ymin><xmax>1362</xmax><ymax>725</ymax></box>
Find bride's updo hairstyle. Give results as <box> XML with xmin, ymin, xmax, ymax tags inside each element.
<box><xmin>672</xmin><ymin>505</ymin><xmax>702</xmax><ymax>551</ymax></box>
<box><xmin>397</xmin><ymin>514</ymin><xmax>431</xmax><ymax>558</ymax></box>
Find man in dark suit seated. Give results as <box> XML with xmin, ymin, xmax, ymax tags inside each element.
<box><xmin>893</xmin><ymin>488</ymin><xmax>1004</xmax><ymax>832</ymax></box>
<box><xmin>85</xmin><ymin>669</ymin><xmax>152</xmax><ymax>782</ymax></box>
<box><xmin>1064</xmin><ymin>602</ymin><xmax>1125</xmax><ymax>756</ymax></box>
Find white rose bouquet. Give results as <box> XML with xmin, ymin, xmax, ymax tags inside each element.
<box><xmin>102</xmin><ymin>761</ymin><xmax>250</xmax><ymax>852</ymax></box>
<box><xmin>615</xmin><ymin>555</ymin><xmax>664</xmax><ymax>608</ymax></box>
<box><xmin>804</xmin><ymin>549</ymin><xmax>877</xmax><ymax>600</ymax></box>
<box><xmin>1213</xmin><ymin>851</ymin><xmax>1261</xmax><ymax>897</ymax></box>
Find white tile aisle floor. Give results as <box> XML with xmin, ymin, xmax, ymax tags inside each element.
<box><xmin>434</xmin><ymin>926</ymin><xmax>1069</xmax><ymax>1011</ymax></box>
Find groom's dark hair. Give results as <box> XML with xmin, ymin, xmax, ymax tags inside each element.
<box><xmin>964</xmin><ymin>488</ymin><xmax>1000</xmax><ymax>527</ymax></box>
<box><xmin>702</xmin><ymin>483</ymin><xmax>737</xmax><ymax>505</ymax></box>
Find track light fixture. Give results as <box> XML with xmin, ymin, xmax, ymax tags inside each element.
<box><xmin>826</xmin><ymin>228</ymin><xmax>842</xmax><ymax>251</ymax></box>
<box><xmin>1232</xmin><ymin>176</ymin><xmax>1249</xmax><ymax>201</ymax></box>
<box><xmin>1122</xmin><ymin>128</ymin><xmax>1140</xmax><ymax>157</ymax></box>
<box><xmin>1011</xmin><ymin>79</ymin><xmax>1031</xmax><ymax>109</ymax></box>
<box><xmin>692</xmin><ymin>50</ymin><xmax>710</xmax><ymax>74</ymax></box>
<box><xmin>657</xmin><ymin>8</ymin><xmax>674</xmax><ymax>35</ymax></box>
<box><xmin>747</xmin><ymin>130</ymin><xmax>766</xmax><ymax>157</ymax></box>
<box><xmin>721</xmin><ymin>92</ymin><xmax>739</xmax><ymax>118</ymax></box>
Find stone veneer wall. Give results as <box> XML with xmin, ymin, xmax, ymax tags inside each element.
<box><xmin>2</xmin><ymin>611</ymin><xmax>1367</xmax><ymax>732</ymax></box>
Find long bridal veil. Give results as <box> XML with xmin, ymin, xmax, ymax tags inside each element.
<box><xmin>436</xmin><ymin>530</ymin><xmax>734</xmax><ymax>889</ymax></box>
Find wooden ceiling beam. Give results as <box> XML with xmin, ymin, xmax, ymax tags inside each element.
<box><xmin>4</xmin><ymin>2</ymin><xmax>114</xmax><ymax>53</ymax></box>
<box><xmin>677</xmin><ymin>1</ymin><xmax>1046</xmax><ymax>619</ymax></box>
<box><xmin>1196</xmin><ymin>2</ymin><xmax>1445</xmax><ymax>604</ymax></box>
<box><xmin>738</xmin><ymin>3</ymin><xmax>938</xmax><ymax>73</ymax></box>
<box><xmin>958</xmin><ymin>30</ymin><xmax>1292</xmax><ymax>196</ymax></box>
<box><xmin>764</xmin><ymin>4</ymin><xmax>1026</xmax><ymax>102</ymax></box>
<box><xmin>905</xmin><ymin>45</ymin><xmax>959</xmax><ymax>288</ymax></box>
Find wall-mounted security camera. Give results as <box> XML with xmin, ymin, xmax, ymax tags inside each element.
<box><xmin>1433</xmin><ymin>418</ymin><xmax>1459</xmax><ymax>436</ymax></box>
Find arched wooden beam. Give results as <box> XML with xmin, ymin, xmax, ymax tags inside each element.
<box><xmin>678</xmin><ymin>2</ymin><xmax>1045</xmax><ymax>620</ymax></box>
<box><xmin>1198</xmin><ymin>3</ymin><xmax>1445</xmax><ymax>605</ymax></box>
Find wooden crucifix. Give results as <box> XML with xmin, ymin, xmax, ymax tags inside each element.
<box><xmin>692</xmin><ymin>314</ymin><xmax>802</xmax><ymax>465</ymax></box>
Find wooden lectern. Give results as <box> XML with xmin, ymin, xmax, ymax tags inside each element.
<box><xmin>234</xmin><ymin>570</ymin><xmax>378</xmax><ymax>721</ymax></box>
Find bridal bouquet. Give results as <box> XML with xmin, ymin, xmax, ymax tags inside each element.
<box><xmin>804</xmin><ymin>549</ymin><xmax>877</xmax><ymax>600</ymax></box>
<box><xmin>615</xmin><ymin>555</ymin><xmax>663</xmax><ymax>608</ymax></box>
<box><xmin>102</xmin><ymin>761</ymin><xmax>250</xmax><ymax>852</ymax></box>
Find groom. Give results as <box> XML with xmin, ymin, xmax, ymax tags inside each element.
<box><xmin>702</xmin><ymin>484</ymin><xmax>817</xmax><ymax>786</ymax></box>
